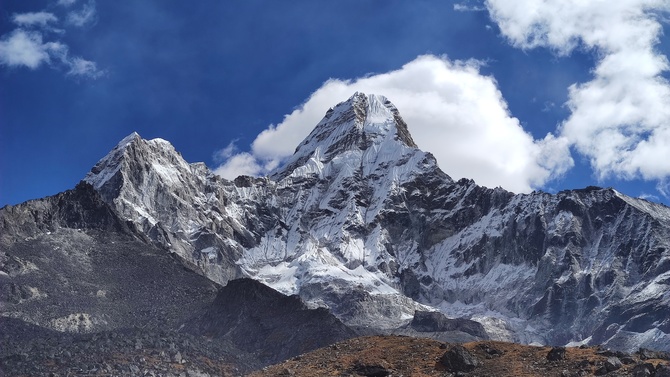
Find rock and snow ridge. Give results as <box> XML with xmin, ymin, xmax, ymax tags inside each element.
<box><xmin>82</xmin><ymin>92</ymin><xmax>670</xmax><ymax>351</ymax></box>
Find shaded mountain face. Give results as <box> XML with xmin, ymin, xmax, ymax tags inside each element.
<box><xmin>5</xmin><ymin>92</ymin><xmax>669</xmax><ymax>353</ymax></box>
<box><xmin>0</xmin><ymin>182</ymin><xmax>220</xmax><ymax>332</ymax></box>
<box><xmin>183</xmin><ymin>278</ymin><xmax>357</xmax><ymax>366</ymax></box>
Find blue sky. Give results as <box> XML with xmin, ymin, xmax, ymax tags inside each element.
<box><xmin>1</xmin><ymin>0</ymin><xmax>670</xmax><ymax>206</ymax></box>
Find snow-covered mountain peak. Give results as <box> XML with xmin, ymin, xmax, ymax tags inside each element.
<box><xmin>271</xmin><ymin>92</ymin><xmax>421</xmax><ymax>181</ymax></box>
<box><xmin>66</xmin><ymin>95</ymin><xmax>670</xmax><ymax>352</ymax></box>
<box><xmin>83</xmin><ymin>132</ymin><xmax>222</xmax><ymax>240</ymax></box>
<box><xmin>84</xmin><ymin>132</ymin><xmax>187</xmax><ymax>192</ymax></box>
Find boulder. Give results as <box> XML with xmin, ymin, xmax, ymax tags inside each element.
<box><xmin>547</xmin><ymin>347</ymin><xmax>566</xmax><ymax>361</ymax></box>
<box><xmin>439</xmin><ymin>345</ymin><xmax>481</xmax><ymax>372</ymax></box>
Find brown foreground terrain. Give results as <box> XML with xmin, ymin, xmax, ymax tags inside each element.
<box><xmin>250</xmin><ymin>336</ymin><xmax>670</xmax><ymax>377</ymax></box>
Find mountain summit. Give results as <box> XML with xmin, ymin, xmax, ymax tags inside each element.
<box><xmin>272</xmin><ymin>92</ymin><xmax>419</xmax><ymax>180</ymax></box>
<box><xmin>4</xmin><ymin>92</ymin><xmax>670</xmax><ymax>354</ymax></box>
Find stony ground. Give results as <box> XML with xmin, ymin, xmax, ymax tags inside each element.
<box><xmin>0</xmin><ymin>321</ymin><xmax>249</xmax><ymax>377</ymax></box>
<box><xmin>250</xmin><ymin>336</ymin><xmax>670</xmax><ymax>377</ymax></box>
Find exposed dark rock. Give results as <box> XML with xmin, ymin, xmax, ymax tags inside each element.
<box><xmin>547</xmin><ymin>347</ymin><xmax>567</xmax><ymax>361</ymax></box>
<box><xmin>605</xmin><ymin>356</ymin><xmax>623</xmax><ymax>372</ymax></box>
<box><xmin>478</xmin><ymin>343</ymin><xmax>504</xmax><ymax>358</ymax></box>
<box><xmin>657</xmin><ymin>363</ymin><xmax>670</xmax><ymax>377</ymax></box>
<box><xmin>0</xmin><ymin>184</ymin><xmax>219</xmax><ymax>333</ymax></box>
<box><xmin>351</xmin><ymin>363</ymin><xmax>391</xmax><ymax>377</ymax></box>
<box><xmin>439</xmin><ymin>345</ymin><xmax>481</xmax><ymax>372</ymax></box>
<box><xmin>632</xmin><ymin>363</ymin><xmax>655</xmax><ymax>377</ymax></box>
<box><xmin>409</xmin><ymin>310</ymin><xmax>488</xmax><ymax>339</ymax></box>
<box><xmin>182</xmin><ymin>278</ymin><xmax>357</xmax><ymax>366</ymax></box>
<box><xmin>638</xmin><ymin>348</ymin><xmax>670</xmax><ymax>360</ymax></box>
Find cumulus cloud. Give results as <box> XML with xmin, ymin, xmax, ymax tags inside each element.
<box><xmin>12</xmin><ymin>12</ymin><xmax>58</xmax><ymax>27</ymax></box>
<box><xmin>0</xmin><ymin>3</ymin><xmax>103</xmax><ymax>78</ymax></box>
<box><xmin>215</xmin><ymin>153</ymin><xmax>263</xmax><ymax>179</ymax></box>
<box><xmin>486</xmin><ymin>0</ymin><xmax>670</xmax><ymax>182</ymax></box>
<box><xmin>0</xmin><ymin>30</ymin><xmax>61</xmax><ymax>69</ymax></box>
<box><xmin>215</xmin><ymin>55</ymin><xmax>573</xmax><ymax>193</ymax></box>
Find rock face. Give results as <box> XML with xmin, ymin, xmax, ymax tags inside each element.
<box><xmin>183</xmin><ymin>278</ymin><xmax>356</xmax><ymax>366</ymax></box>
<box><xmin>0</xmin><ymin>182</ymin><xmax>219</xmax><ymax>332</ymax></box>
<box><xmin>4</xmin><ymin>92</ymin><xmax>670</xmax><ymax>352</ymax></box>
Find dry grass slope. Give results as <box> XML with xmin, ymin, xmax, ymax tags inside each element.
<box><xmin>250</xmin><ymin>336</ymin><xmax>670</xmax><ymax>377</ymax></box>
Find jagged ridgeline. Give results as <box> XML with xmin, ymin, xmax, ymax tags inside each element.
<box><xmin>3</xmin><ymin>93</ymin><xmax>670</xmax><ymax>357</ymax></box>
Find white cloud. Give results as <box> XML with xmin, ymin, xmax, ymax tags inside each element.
<box><xmin>67</xmin><ymin>1</ymin><xmax>97</xmax><ymax>27</ymax></box>
<box><xmin>486</xmin><ymin>0</ymin><xmax>670</xmax><ymax>182</ymax></box>
<box><xmin>214</xmin><ymin>153</ymin><xmax>263</xmax><ymax>179</ymax></box>
<box><xmin>0</xmin><ymin>30</ymin><xmax>57</xmax><ymax>69</ymax></box>
<box><xmin>215</xmin><ymin>55</ymin><xmax>574</xmax><ymax>193</ymax></box>
<box><xmin>454</xmin><ymin>4</ymin><xmax>486</xmax><ymax>12</ymax></box>
<box><xmin>12</xmin><ymin>12</ymin><xmax>58</xmax><ymax>27</ymax></box>
<box><xmin>58</xmin><ymin>0</ymin><xmax>78</xmax><ymax>6</ymax></box>
<box><xmin>67</xmin><ymin>56</ymin><xmax>104</xmax><ymax>78</ymax></box>
<box><xmin>0</xmin><ymin>29</ymin><xmax>103</xmax><ymax>78</ymax></box>
<box><xmin>213</xmin><ymin>141</ymin><xmax>239</xmax><ymax>163</ymax></box>
<box><xmin>0</xmin><ymin>2</ymin><xmax>103</xmax><ymax>78</ymax></box>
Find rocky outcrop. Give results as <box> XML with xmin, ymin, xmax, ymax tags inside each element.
<box><xmin>183</xmin><ymin>278</ymin><xmax>357</xmax><ymax>366</ymax></box>
<box><xmin>439</xmin><ymin>345</ymin><xmax>482</xmax><ymax>372</ymax></box>
<box><xmin>409</xmin><ymin>310</ymin><xmax>488</xmax><ymax>338</ymax></box>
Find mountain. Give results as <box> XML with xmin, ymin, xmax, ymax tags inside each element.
<box><xmin>0</xmin><ymin>181</ymin><xmax>219</xmax><ymax>332</ymax></box>
<box><xmin>0</xmin><ymin>183</ymin><xmax>356</xmax><ymax>375</ymax></box>
<box><xmin>3</xmin><ymin>92</ymin><xmax>670</xmax><ymax>357</ymax></box>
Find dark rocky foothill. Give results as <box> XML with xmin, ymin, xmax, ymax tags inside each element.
<box><xmin>0</xmin><ymin>319</ymin><xmax>241</xmax><ymax>376</ymax></box>
<box><xmin>183</xmin><ymin>278</ymin><xmax>357</xmax><ymax>366</ymax></box>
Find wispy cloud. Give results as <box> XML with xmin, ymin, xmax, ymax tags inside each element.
<box><xmin>0</xmin><ymin>2</ymin><xmax>103</xmax><ymax>79</ymax></box>
<box><xmin>67</xmin><ymin>1</ymin><xmax>97</xmax><ymax>27</ymax></box>
<box><xmin>486</xmin><ymin>0</ymin><xmax>670</xmax><ymax>189</ymax></box>
<box><xmin>213</xmin><ymin>140</ymin><xmax>240</xmax><ymax>164</ymax></box>
<box><xmin>454</xmin><ymin>4</ymin><xmax>486</xmax><ymax>12</ymax></box>
<box><xmin>57</xmin><ymin>0</ymin><xmax>79</xmax><ymax>6</ymax></box>
<box><xmin>214</xmin><ymin>55</ymin><xmax>573</xmax><ymax>193</ymax></box>
<box><xmin>67</xmin><ymin>56</ymin><xmax>104</xmax><ymax>78</ymax></box>
<box><xmin>12</xmin><ymin>12</ymin><xmax>58</xmax><ymax>27</ymax></box>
